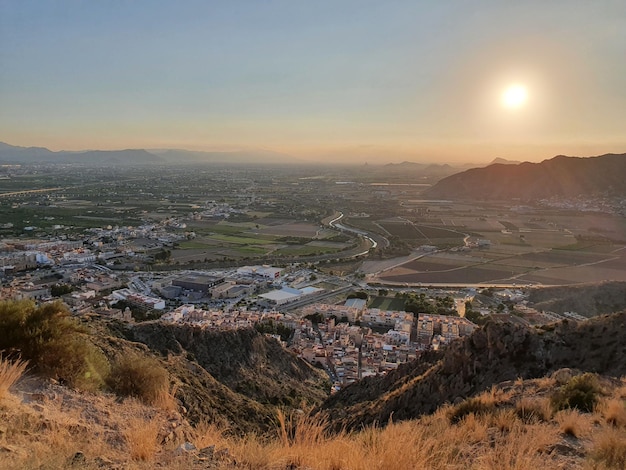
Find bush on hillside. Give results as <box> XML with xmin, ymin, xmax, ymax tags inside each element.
<box><xmin>107</xmin><ymin>353</ymin><xmax>170</xmax><ymax>405</ymax></box>
<box><xmin>0</xmin><ymin>300</ymin><xmax>109</xmax><ymax>390</ymax></box>
<box><xmin>550</xmin><ymin>373</ymin><xmax>601</xmax><ymax>413</ymax></box>
<box><xmin>447</xmin><ymin>396</ymin><xmax>498</xmax><ymax>424</ymax></box>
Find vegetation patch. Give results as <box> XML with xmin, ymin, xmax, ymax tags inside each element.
<box><xmin>0</xmin><ymin>300</ymin><xmax>109</xmax><ymax>390</ymax></box>
<box><xmin>107</xmin><ymin>353</ymin><xmax>171</xmax><ymax>406</ymax></box>
<box><xmin>550</xmin><ymin>373</ymin><xmax>601</xmax><ymax>413</ymax></box>
<box><xmin>368</xmin><ymin>296</ymin><xmax>407</xmax><ymax>311</ymax></box>
<box><xmin>0</xmin><ymin>355</ymin><xmax>28</xmax><ymax>400</ymax></box>
<box><xmin>447</xmin><ymin>396</ymin><xmax>498</xmax><ymax>424</ymax></box>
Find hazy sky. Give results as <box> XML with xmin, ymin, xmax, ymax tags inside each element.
<box><xmin>1</xmin><ymin>1</ymin><xmax>625</xmax><ymax>163</ymax></box>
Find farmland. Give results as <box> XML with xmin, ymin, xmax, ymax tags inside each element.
<box><xmin>2</xmin><ymin>163</ymin><xmax>625</xmax><ymax>283</ymax></box>
<box><xmin>368</xmin><ymin>199</ymin><xmax>626</xmax><ymax>286</ymax></box>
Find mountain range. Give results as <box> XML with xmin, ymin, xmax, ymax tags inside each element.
<box><xmin>424</xmin><ymin>153</ymin><xmax>626</xmax><ymax>200</ymax></box>
<box><xmin>0</xmin><ymin>142</ymin><xmax>295</xmax><ymax>166</ymax></box>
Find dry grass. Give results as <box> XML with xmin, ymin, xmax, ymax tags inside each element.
<box><xmin>224</xmin><ymin>407</ymin><xmax>562</xmax><ymax>470</ymax></box>
<box><xmin>0</xmin><ymin>355</ymin><xmax>28</xmax><ymax>401</ymax></box>
<box><xmin>600</xmin><ymin>398</ymin><xmax>626</xmax><ymax>428</ymax></box>
<box><xmin>193</xmin><ymin>420</ymin><xmax>229</xmax><ymax>450</ymax></box>
<box><xmin>516</xmin><ymin>397</ymin><xmax>552</xmax><ymax>423</ymax></box>
<box><xmin>2</xmin><ymin>375</ymin><xmax>626</xmax><ymax>469</ymax></box>
<box><xmin>152</xmin><ymin>383</ymin><xmax>179</xmax><ymax>412</ymax></box>
<box><xmin>589</xmin><ymin>428</ymin><xmax>626</xmax><ymax>469</ymax></box>
<box><xmin>123</xmin><ymin>416</ymin><xmax>161</xmax><ymax>462</ymax></box>
<box><xmin>556</xmin><ymin>409</ymin><xmax>589</xmax><ymax>438</ymax></box>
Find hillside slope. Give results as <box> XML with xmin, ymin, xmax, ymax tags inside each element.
<box><xmin>124</xmin><ymin>322</ymin><xmax>329</xmax><ymax>408</ymax></box>
<box><xmin>320</xmin><ymin>311</ymin><xmax>626</xmax><ymax>430</ymax></box>
<box><xmin>423</xmin><ymin>153</ymin><xmax>626</xmax><ymax>200</ymax></box>
<box><xmin>528</xmin><ymin>281</ymin><xmax>626</xmax><ymax>317</ymax></box>
<box><xmin>93</xmin><ymin>319</ymin><xmax>329</xmax><ymax>434</ymax></box>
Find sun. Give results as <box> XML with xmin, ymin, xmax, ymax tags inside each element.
<box><xmin>501</xmin><ymin>84</ymin><xmax>528</xmax><ymax>109</ymax></box>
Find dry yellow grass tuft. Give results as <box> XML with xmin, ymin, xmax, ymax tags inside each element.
<box><xmin>556</xmin><ymin>409</ymin><xmax>589</xmax><ymax>438</ymax></box>
<box><xmin>123</xmin><ymin>416</ymin><xmax>161</xmax><ymax>462</ymax></box>
<box><xmin>600</xmin><ymin>398</ymin><xmax>626</xmax><ymax>428</ymax></box>
<box><xmin>516</xmin><ymin>396</ymin><xmax>553</xmax><ymax>423</ymax></box>
<box><xmin>589</xmin><ymin>428</ymin><xmax>626</xmax><ymax>469</ymax></box>
<box><xmin>193</xmin><ymin>420</ymin><xmax>229</xmax><ymax>450</ymax></box>
<box><xmin>152</xmin><ymin>382</ymin><xmax>179</xmax><ymax>412</ymax></box>
<box><xmin>0</xmin><ymin>355</ymin><xmax>28</xmax><ymax>401</ymax></box>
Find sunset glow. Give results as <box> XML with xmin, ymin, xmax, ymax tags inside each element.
<box><xmin>501</xmin><ymin>84</ymin><xmax>528</xmax><ymax>109</ymax></box>
<box><xmin>0</xmin><ymin>2</ymin><xmax>625</xmax><ymax>163</ymax></box>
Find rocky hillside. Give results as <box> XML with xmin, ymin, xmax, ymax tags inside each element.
<box><xmin>527</xmin><ymin>281</ymin><xmax>626</xmax><ymax>317</ymax></box>
<box><xmin>95</xmin><ymin>320</ymin><xmax>329</xmax><ymax>434</ymax></box>
<box><xmin>2</xmin><ymin>301</ymin><xmax>626</xmax><ymax>468</ymax></box>
<box><xmin>423</xmin><ymin>153</ymin><xmax>626</xmax><ymax>200</ymax></box>
<box><xmin>319</xmin><ymin>311</ymin><xmax>626</xmax><ymax>431</ymax></box>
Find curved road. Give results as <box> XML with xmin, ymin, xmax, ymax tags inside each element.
<box><xmin>328</xmin><ymin>212</ymin><xmax>390</xmax><ymax>252</ymax></box>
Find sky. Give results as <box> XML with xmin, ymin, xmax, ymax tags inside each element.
<box><xmin>1</xmin><ymin>0</ymin><xmax>625</xmax><ymax>164</ymax></box>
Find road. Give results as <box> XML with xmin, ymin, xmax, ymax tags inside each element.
<box><xmin>366</xmin><ymin>281</ymin><xmax>539</xmax><ymax>289</ymax></box>
<box><xmin>328</xmin><ymin>212</ymin><xmax>390</xmax><ymax>250</ymax></box>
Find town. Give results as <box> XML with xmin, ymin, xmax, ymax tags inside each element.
<box><xmin>1</xmin><ymin>163</ymin><xmax>624</xmax><ymax>392</ymax></box>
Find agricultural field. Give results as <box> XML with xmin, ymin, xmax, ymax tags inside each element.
<box><xmin>169</xmin><ymin>219</ymin><xmax>356</xmax><ymax>264</ymax></box>
<box><xmin>375</xmin><ymin>219</ymin><xmax>465</xmax><ymax>248</ymax></box>
<box><xmin>371</xmin><ymin>196</ymin><xmax>626</xmax><ymax>286</ymax></box>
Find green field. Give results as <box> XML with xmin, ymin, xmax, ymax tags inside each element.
<box><xmin>368</xmin><ymin>296</ymin><xmax>407</xmax><ymax>311</ymax></box>
<box><xmin>210</xmin><ymin>233</ymin><xmax>275</xmax><ymax>245</ymax></box>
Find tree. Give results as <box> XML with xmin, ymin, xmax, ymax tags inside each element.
<box><xmin>465</xmin><ymin>309</ymin><xmax>487</xmax><ymax>325</ymax></box>
<box><xmin>0</xmin><ymin>300</ymin><xmax>108</xmax><ymax>390</ymax></box>
<box><xmin>50</xmin><ymin>283</ymin><xmax>74</xmax><ymax>297</ymax></box>
<box><xmin>304</xmin><ymin>313</ymin><xmax>324</xmax><ymax>324</ymax></box>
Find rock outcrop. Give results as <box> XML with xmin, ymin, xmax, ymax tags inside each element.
<box><xmin>320</xmin><ymin>311</ymin><xmax>626</xmax><ymax>430</ymax></box>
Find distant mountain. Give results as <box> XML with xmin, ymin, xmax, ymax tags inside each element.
<box><xmin>0</xmin><ymin>142</ymin><xmax>302</xmax><ymax>166</ymax></box>
<box><xmin>57</xmin><ymin>149</ymin><xmax>163</xmax><ymax>165</ymax></box>
<box><xmin>0</xmin><ymin>142</ymin><xmax>163</xmax><ymax>166</ymax></box>
<box><xmin>378</xmin><ymin>161</ymin><xmax>460</xmax><ymax>178</ymax></box>
<box><xmin>0</xmin><ymin>142</ymin><xmax>57</xmax><ymax>162</ymax></box>
<box><xmin>489</xmin><ymin>157</ymin><xmax>523</xmax><ymax>165</ymax></box>
<box><xmin>423</xmin><ymin>153</ymin><xmax>626</xmax><ymax>200</ymax></box>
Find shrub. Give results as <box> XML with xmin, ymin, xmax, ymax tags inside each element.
<box><xmin>0</xmin><ymin>300</ymin><xmax>109</xmax><ymax>390</ymax></box>
<box><xmin>107</xmin><ymin>353</ymin><xmax>170</xmax><ymax>406</ymax></box>
<box><xmin>447</xmin><ymin>396</ymin><xmax>498</xmax><ymax>424</ymax></box>
<box><xmin>550</xmin><ymin>373</ymin><xmax>601</xmax><ymax>413</ymax></box>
